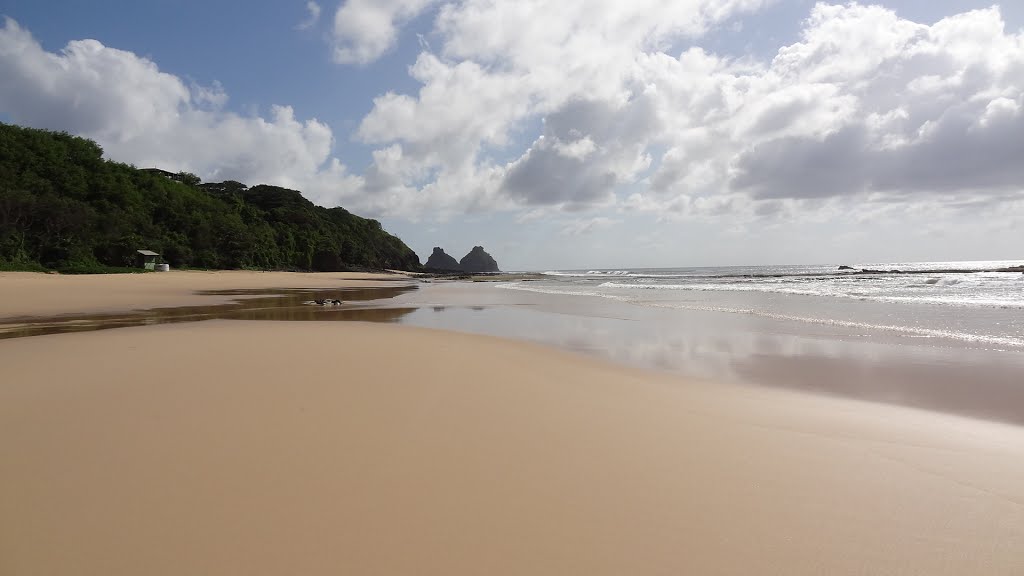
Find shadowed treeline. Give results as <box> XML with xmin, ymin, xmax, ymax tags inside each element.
<box><xmin>0</xmin><ymin>123</ymin><xmax>421</xmax><ymax>273</ymax></box>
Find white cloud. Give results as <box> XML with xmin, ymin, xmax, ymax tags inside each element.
<box><xmin>552</xmin><ymin>136</ymin><xmax>597</xmax><ymax>160</ymax></box>
<box><xmin>353</xmin><ymin>0</ymin><xmax>771</xmax><ymax>212</ymax></box>
<box><xmin>296</xmin><ymin>1</ymin><xmax>322</xmax><ymax>30</ymax></box>
<box><xmin>347</xmin><ymin>2</ymin><xmax>1024</xmax><ymax>224</ymax></box>
<box><xmin>727</xmin><ymin>5</ymin><xmax>1024</xmax><ymax>200</ymax></box>
<box><xmin>0</xmin><ymin>17</ymin><xmax>364</xmax><ymax>211</ymax></box>
<box><xmin>332</xmin><ymin>0</ymin><xmax>438</xmax><ymax>65</ymax></box>
<box><xmin>0</xmin><ymin>19</ymin><xmax>189</xmax><ymax>141</ymax></box>
<box><xmin>501</xmin><ymin>97</ymin><xmax>655</xmax><ymax>209</ymax></box>
<box><xmin>358</xmin><ymin>53</ymin><xmax>531</xmax><ymax>166</ymax></box>
<box><xmin>190</xmin><ymin>79</ymin><xmax>228</xmax><ymax>109</ymax></box>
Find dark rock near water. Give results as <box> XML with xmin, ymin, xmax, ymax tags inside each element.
<box><xmin>838</xmin><ymin>265</ymin><xmax>854</xmax><ymax>270</ymax></box>
<box><xmin>425</xmin><ymin>247</ymin><xmax>461</xmax><ymax>271</ymax></box>
<box><xmin>459</xmin><ymin>246</ymin><xmax>500</xmax><ymax>273</ymax></box>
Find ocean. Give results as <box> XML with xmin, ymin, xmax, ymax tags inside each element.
<box><xmin>495</xmin><ymin>260</ymin><xmax>1024</xmax><ymax>350</ymax></box>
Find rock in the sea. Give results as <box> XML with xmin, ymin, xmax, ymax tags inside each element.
<box><xmin>838</xmin><ymin>265</ymin><xmax>854</xmax><ymax>270</ymax></box>
<box><xmin>425</xmin><ymin>247</ymin><xmax>461</xmax><ymax>270</ymax></box>
<box><xmin>459</xmin><ymin>246</ymin><xmax>500</xmax><ymax>273</ymax></box>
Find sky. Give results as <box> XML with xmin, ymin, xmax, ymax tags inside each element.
<box><xmin>1</xmin><ymin>1</ymin><xmax>1023</xmax><ymax>270</ymax></box>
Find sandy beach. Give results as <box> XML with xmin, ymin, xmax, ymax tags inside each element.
<box><xmin>2</xmin><ymin>272</ymin><xmax>1024</xmax><ymax>575</ymax></box>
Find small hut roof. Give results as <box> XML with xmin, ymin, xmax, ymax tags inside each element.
<box><xmin>136</xmin><ymin>250</ymin><xmax>160</xmax><ymax>256</ymax></box>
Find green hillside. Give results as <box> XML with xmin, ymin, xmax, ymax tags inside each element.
<box><xmin>0</xmin><ymin>123</ymin><xmax>421</xmax><ymax>272</ymax></box>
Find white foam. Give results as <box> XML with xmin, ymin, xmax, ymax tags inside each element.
<box><xmin>643</xmin><ymin>301</ymin><xmax>1024</xmax><ymax>349</ymax></box>
<box><xmin>543</xmin><ymin>270</ymin><xmax>696</xmax><ymax>279</ymax></box>
<box><xmin>592</xmin><ymin>280</ymin><xmax>1024</xmax><ymax>309</ymax></box>
<box><xmin>495</xmin><ymin>281</ymin><xmax>1024</xmax><ymax>349</ymax></box>
<box><xmin>496</xmin><ymin>281</ymin><xmax>632</xmax><ymax>302</ymax></box>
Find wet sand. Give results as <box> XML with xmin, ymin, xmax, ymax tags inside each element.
<box><xmin>0</xmin><ymin>284</ymin><xmax>418</xmax><ymax>339</ymax></box>
<box><xmin>3</xmin><ymin>272</ymin><xmax>1024</xmax><ymax>574</ymax></box>
<box><xmin>385</xmin><ymin>281</ymin><xmax>1024</xmax><ymax>426</ymax></box>
<box><xmin>0</xmin><ymin>270</ymin><xmax>412</xmax><ymax>319</ymax></box>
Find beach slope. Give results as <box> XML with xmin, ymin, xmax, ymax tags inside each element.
<box><xmin>2</xmin><ymin>320</ymin><xmax>1024</xmax><ymax>575</ymax></box>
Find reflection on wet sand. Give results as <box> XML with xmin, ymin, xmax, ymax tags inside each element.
<box><xmin>0</xmin><ymin>286</ymin><xmax>416</xmax><ymax>339</ymax></box>
<box><xmin>389</xmin><ymin>301</ymin><xmax>1024</xmax><ymax>427</ymax></box>
<box><xmin>7</xmin><ymin>277</ymin><xmax>1024</xmax><ymax>427</ymax></box>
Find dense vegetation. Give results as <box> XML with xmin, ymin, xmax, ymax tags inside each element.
<box><xmin>0</xmin><ymin>123</ymin><xmax>420</xmax><ymax>272</ymax></box>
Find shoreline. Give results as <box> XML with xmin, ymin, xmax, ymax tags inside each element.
<box><xmin>4</xmin><ymin>271</ymin><xmax>1024</xmax><ymax>427</ymax></box>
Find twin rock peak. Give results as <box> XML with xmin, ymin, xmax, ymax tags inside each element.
<box><xmin>425</xmin><ymin>246</ymin><xmax>500</xmax><ymax>273</ymax></box>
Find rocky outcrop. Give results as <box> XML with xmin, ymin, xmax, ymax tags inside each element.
<box><xmin>425</xmin><ymin>247</ymin><xmax>461</xmax><ymax>270</ymax></box>
<box><xmin>459</xmin><ymin>246</ymin><xmax>500</xmax><ymax>273</ymax></box>
<box><xmin>424</xmin><ymin>245</ymin><xmax>501</xmax><ymax>273</ymax></box>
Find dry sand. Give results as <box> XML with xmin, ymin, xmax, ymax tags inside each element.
<box><xmin>3</xmin><ymin>314</ymin><xmax>1024</xmax><ymax>574</ymax></box>
<box><xmin>0</xmin><ymin>270</ymin><xmax>411</xmax><ymax>319</ymax></box>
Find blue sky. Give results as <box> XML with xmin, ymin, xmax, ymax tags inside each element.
<box><xmin>1</xmin><ymin>1</ymin><xmax>1023</xmax><ymax>269</ymax></box>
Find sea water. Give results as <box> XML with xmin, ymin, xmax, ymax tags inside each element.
<box><xmin>498</xmin><ymin>260</ymin><xmax>1024</xmax><ymax>350</ymax></box>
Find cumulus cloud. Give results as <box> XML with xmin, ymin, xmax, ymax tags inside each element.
<box><xmin>350</xmin><ymin>1</ymin><xmax>1024</xmax><ymax>221</ymax></box>
<box><xmin>296</xmin><ymin>1</ymin><xmax>322</xmax><ymax>30</ymax></box>
<box><xmin>332</xmin><ymin>0</ymin><xmax>438</xmax><ymax>64</ymax></box>
<box><xmin>501</xmin><ymin>97</ymin><xmax>655</xmax><ymax>208</ymax></box>
<box><xmin>0</xmin><ymin>17</ymin><xmax>364</xmax><ymax>210</ymax></box>
<box><xmin>0</xmin><ymin>18</ymin><xmax>190</xmax><ymax>142</ymax></box>
<box><xmin>352</xmin><ymin>0</ymin><xmax>770</xmax><ymax>212</ymax></box>
<box><xmin>358</xmin><ymin>52</ymin><xmax>531</xmax><ymax>167</ymax></box>
<box><xmin>728</xmin><ymin>4</ymin><xmax>1024</xmax><ymax>201</ymax></box>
